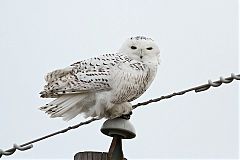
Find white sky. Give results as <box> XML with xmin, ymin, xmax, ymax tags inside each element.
<box><xmin>0</xmin><ymin>0</ymin><xmax>238</xmax><ymax>159</ymax></box>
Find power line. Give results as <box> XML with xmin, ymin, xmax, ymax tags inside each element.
<box><xmin>0</xmin><ymin>73</ymin><xmax>239</xmax><ymax>158</ymax></box>
<box><xmin>0</xmin><ymin>118</ymin><xmax>99</xmax><ymax>158</ymax></box>
<box><xmin>132</xmin><ymin>73</ymin><xmax>240</xmax><ymax>109</ymax></box>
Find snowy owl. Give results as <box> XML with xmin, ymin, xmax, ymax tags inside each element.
<box><xmin>39</xmin><ymin>36</ymin><xmax>160</xmax><ymax>121</ymax></box>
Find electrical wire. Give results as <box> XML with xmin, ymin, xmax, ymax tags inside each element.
<box><xmin>0</xmin><ymin>73</ymin><xmax>239</xmax><ymax>158</ymax></box>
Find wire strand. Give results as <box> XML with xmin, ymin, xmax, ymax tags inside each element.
<box><xmin>0</xmin><ymin>73</ymin><xmax>239</xmax><ymax>158</ymax></box>
<box><xmin>0</xmin><ymin>118</ymin><xmax>100</xmax><ymax>158</ymax></box>
<box><xmin>132</xmin><ymin>73</ymin><xmax>240</xmax><ymax>108</ymax></box>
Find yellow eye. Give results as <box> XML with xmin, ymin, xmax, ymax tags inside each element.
<box><xmin>146</xmin><ymin>47</ymin><xmax>153</xmax><ymax>50</ymax></box>
<box><xmin>131</xmin><ymin>46</ymin><xmax>137</xmax><ymax>49</ymax></box>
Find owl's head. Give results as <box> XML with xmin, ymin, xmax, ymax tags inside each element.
<box><xmin>119</xmin><ymin>36</ymin><xmax>160</xmax><ymax>65</ymax></box>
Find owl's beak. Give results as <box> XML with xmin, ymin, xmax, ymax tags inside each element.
<box><xmin>140</xmin><ymin>49</ymin><xmax>143</xmax><ymax>59</ymax></box>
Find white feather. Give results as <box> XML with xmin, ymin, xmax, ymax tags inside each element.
<box><xmin>40</xmin><ymin>36</ymin><xmax>160</xmax><ymax>120</ymax></box>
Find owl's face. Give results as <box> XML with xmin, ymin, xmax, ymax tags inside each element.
<box><xmin>119</xmin><ymin>36</ymin><xmax>160</xmax><ymax>65</ymax></box>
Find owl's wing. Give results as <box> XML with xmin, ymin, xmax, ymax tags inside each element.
<box><xmin>40</xmin><ymin>53</ymin><xmax>126</xmax><ymax>98</ymax></box>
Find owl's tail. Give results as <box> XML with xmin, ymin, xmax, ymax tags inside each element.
<box><xmin>39</xmin><ymin>93</ymin><xmax>96</xmax><ymax>121</ymax></box>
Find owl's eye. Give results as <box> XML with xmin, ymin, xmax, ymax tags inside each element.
<box><xmin>146</xmin><ymin>47</ymin><xmax>153</xmax><ymax>50</ymax></box>
<box><xmin>131</xmin><ymin>46</ymin><xmax>137</xmax><ymax>50</ymax></box>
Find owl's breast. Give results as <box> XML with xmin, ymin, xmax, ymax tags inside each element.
<box><xmin>110</xmin><ymin>63</ymin><xmax>157</xmax><ymax>103</ymax></box>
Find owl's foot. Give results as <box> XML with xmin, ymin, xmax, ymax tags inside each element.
<box><xmin>120</xmin><ymin>111</ymin><xmax>132</xmax><ymax>120</ymax></box>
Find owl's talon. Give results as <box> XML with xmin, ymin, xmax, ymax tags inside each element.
<box><xmin>120</xmin><ymin>111</ymin><xmax>132</xmax><ymax>120</ymax></box>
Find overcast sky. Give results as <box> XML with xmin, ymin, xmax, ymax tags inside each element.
<box><xmin>0</xmin><ymin>0</ymin><xmax>238</xmax><ymax>159</ymax></box>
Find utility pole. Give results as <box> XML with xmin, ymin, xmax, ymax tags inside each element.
<box><xmin>74</xmin><ymin>117</ymin><xmax>136</xmax><ymax>160</ymax></box>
